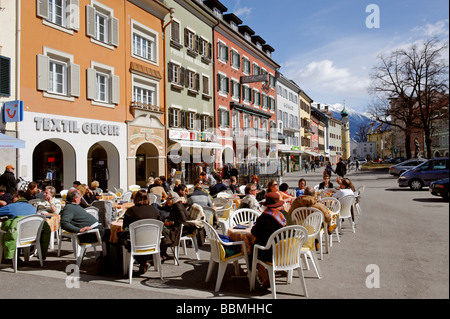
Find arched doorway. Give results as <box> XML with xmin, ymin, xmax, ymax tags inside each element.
<box><xmin>32</xmin><ymin>139</ymin><xmax>76</xmax><ymax>192</ymax></box>
<box><xmin>222</xmin><ymin>146</ymin><xmax>235</xmax><ymax>166</ymax></box>
<box><xmin>135</xmin><ymin>142</ymin><xmax>160</xmax><ymax>187</ymax></box>
<box><xmin>88</xmin><ymin>142</ymin><xmax>120</xmax><ymax>192</ymax></box>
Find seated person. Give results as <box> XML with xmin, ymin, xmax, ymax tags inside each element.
<box><xmin>187</xmin><ymin>180</ymin><xmax>214</xmax><ymax>208</ymax></box>
<box><xmin>279</xmin><ymin>183</ymin><xmax>293</xmax><ymax>198</ymax></box>
<box><xmin>35</xmin><ymin>186</ymin><xmax>62</xmax><ymax>214</ymax></box>
<box><xmin>333</xmin><ymin>178</ymin><xmax>355</xmax><ymax>200</ymax></box>
<box><xmin>267</xmin><ymin>180</ymin><xmax>291</xmax><ymax>200</ymax></box>
<box><xmin>24</xmin><ymin>182</ymin><xmax>41</xmax><ymax>201</ymax></box>
<box><xmin>251</xmin><ymin>192</ymin><xmax>288</xmax><ymax>289</ymax></box>
<box><xmin>60</xmin><ymin>189</ymin><xmax>104</xmax><ymax>243</ymax></box>
<box><xmin>319</xmin><ymin>174</ymin><xmax>334</xmax><ymax>190</ymax></box>
<box><xmin>209</xmin><ymin>176</ymin><xmax>228</xmax><ymax>197</ymax></box>
<box><xmin>295</xmin><ymin>178</ymin><xmax>307</xmax><ymax>197</ymax></box>
<box><xmin>239</xmin><ymin>183</ymin><xmax>262</xmax><ymax>212</ymax></box>
<box><xmin>76</xmin><ymin>184</ymin><xmax>92</xmax><ymax>208</ymax></box>
<box><xmin>149</xmin><ymin>178</ymin><xmax>168</xmax><ymax>201</ymax></box>
<box><xmin>0</xmin><ymin>191</ymin><xmax>37</xmax><ymax>218</ymax></box>
<box><xmin>0</xmin><ymin>185</ymin><xmax>13</xmax><ymax>207</ymax></box>
<box><xmin>165</xmin><ymin>192</ymin><xmax>197</xmax><ymax>240</ymax></box>
<box><xmin>122</xmin><ymin>190</ymin><xmax>167</xmax><ymax>271</ymax></box>
<box><xmin>288</xmin><ymin>186</ymin><xmax>332</xmax><ymax>226</ymax></box>
<box><xmin>229</xmin><ymin>176</ymin><xmax>241</xmax><ymax>195</ymax></box>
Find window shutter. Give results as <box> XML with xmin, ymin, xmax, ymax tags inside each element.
<box><xmin>184</xmin><ymin>28</ymin><xmax>189</xmax><ymax>47</ymax></box>
<box><xmin>225</xmin><ymin>45</ymin><xmax>229</xmax><ymax>62</ymax></box>
<box><xmin>168</xmin><ymin>108</ymin><xmax>174</xmax><ymax>127</ymax></box>
<box><xmin>230</xmin><ymin>80</ymin><xmax>234</xmax><ymax>96</ymax></box>
<box><xmin>217</xmin><ymin>73</ymin><xmax>221</xmax><ymax>92</ymax></box>
<box><xmin>111</xmin><ymin>75</ymin><xmax>120</xmax><ymax>104</ymax></box>
<box><xmin>226</xmin><ymin>110</ymin><xmax>230</xmax><ymax>127</ymax></box>
<box><xmin>67</xmin><ymin>0</ymin><xmax>79</xmax><ymax>31</ymax></box>
<box><xmin>194</xmin><ymin>35</ymin><xmax>199</xmax><ymax>52</ymax></box>
<box><xmin>237</xmin><ymin>53</ymin><xmax>241</xmax><ymax>68</ymax></box>
<box><xmin>36</xmin><ymin>54</ymin><xmax>49</xmax><ymax>92</ymax></box>
<box><xmin>36</xmin><ymin>0</ymin><xmax>49</xmax><ymax>20</ymax></box>
<box><xmin>179</xmin><ymin>67</ymin><xmax>185</xmax><ymax>86</ymax></box>
<box><xmin>68</xmin><ymin>63</ymin><xmax>80</xmax><ymax>97</ymax></box>
<box><xmin>225</xmin><ymin>77</ymin><xmax>229</xmax><ymax>94</ymax></box>
<box><xmin>86</xmin><ymin>68</ymin><xmax>97</xmax><ymax>100</ymax></box>
<box><xmin>195</xmin><ymin>73</ymin><xmax>200</xmax><ymax>91</ymax></box>
<box><xmin>110</xmin><ymin>17</ymin><xmax>119</xmax><ymax>46</ymax></box>
<box><xmin>0</xmin><ymin>56</ymin><xmax>11</xmax><ymax>96</ymax></box>
<box><xmin>207</xmin><ymin>43</ymin><xmax>212</xmax><ymax>59</ymax></box>
<box><xmin>86</xmin><ymin>5</ymin><xmax>96</xmax><ymax>38</ymax></box>
<box><xmin>168</xmin><ymin>62</ymin><xmax>173</xmax><ymax>82</ymax></box>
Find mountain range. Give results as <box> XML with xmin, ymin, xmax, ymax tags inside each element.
<box><xmin>320</xmin><ymin>104</ymin><xmax>373</xmax><ymax>141</ymax></box>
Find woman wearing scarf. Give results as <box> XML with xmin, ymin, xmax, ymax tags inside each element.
<box><xmin>251</xmin><ymin>192</ymin><xmax>289</xmax><ymax>289</ymax></box>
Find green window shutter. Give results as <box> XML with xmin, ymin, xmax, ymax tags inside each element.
<box><xmin>226</xmin><ymin>110</ymin><xmax>230</xmax><ymax>127</ymax></box>
<box><xmin>225</xmin><ymin>46</ymin><xmax>229</xmax><ymax>62</ymax></box>
<box><xmin>217</xmin><ymin>73</ymin><xmax>221</xmax><ymax>91</ymax></box>
<box><xmin>225</xmin><ymin>77</ymin><xmax>229</xmax><ymax>94</ymax></box>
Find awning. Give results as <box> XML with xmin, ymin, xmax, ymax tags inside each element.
<box><xmin>168</xmin><ymin>139</ymin><xmax>223</xmax><ymax>150</ymax></box>
<box><xmin>278</xmin><ymin>145</ymin><xmax>302</xmax><ymax>154</ymax></box>
<box><xmin>304</xmin><ymin>151</ymin><xmax>321</xmax><ymax>157</ymax></box>
<box><xmin>0</xmin><ymin>133</ymin><xmax>25</xmax><ymax>148</ymax></box>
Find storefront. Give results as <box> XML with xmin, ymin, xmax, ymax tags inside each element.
<box><xmin>18</xmin><ymin>112</ymin><xmax>127</xmax><ymax>192</ymax></box>
<box><xmin>127</xmin><ymin>114</ymin><xmax>166</xmax><ymax>188</ymax></box>
<box><xmin>167</xmin><ymin>129</ymin><xmax>222</xmax><ymax>184</ymax></box>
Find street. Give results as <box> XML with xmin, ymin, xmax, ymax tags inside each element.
<box><xmin>1</xmin><ymin>168</ymin><xmax>448</xmax><ymax>301</ymax></box>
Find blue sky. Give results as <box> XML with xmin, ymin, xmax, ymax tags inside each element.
<box><xmin>218</xmin><ymin>0</ymin><xmax>449</xmax><ymax>113</ymax></box>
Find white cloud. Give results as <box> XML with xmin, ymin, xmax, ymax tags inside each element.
<box><xmin>411</xmin><ymin>19</ymin><xmax>449</xmax><ymax>37</ymax></box>
<box><xmin>234</xmin><ymin>7</ymin><xmax>252</xmax><ymax>18</ymax></box>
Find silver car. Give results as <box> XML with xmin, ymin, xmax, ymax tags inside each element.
<box><xmin>389</xmin><ymin>158</ymin><xmax>426</xmax><ymax>176</ymax></box>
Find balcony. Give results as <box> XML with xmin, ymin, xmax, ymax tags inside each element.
<box><xmin>130</xmin><ymin>101</ymin><xmax>164</xmax><ymax>118</ymax></box>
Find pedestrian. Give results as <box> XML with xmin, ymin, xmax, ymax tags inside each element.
<box><xmin>305</xmin><ymin>162</ymin><xmax>309</xmax><ymax>174</ymax></box>
<box><xmin>335</xmin><ymin>158</ymin><xmax>347</xmax><ymax>178</ymax></box>
<box><xmin>325</xmin><ymin>161</ymin><xmax>334</xmax><ymax>177</ymax></box>
<box><xmin>0</xmin><ymin>165</ymin><xmax>20</xmax><ymax>195</ymax></box>
<box><xmin>355</xmin><ymin>160</ymin><xmax>360</xmax><ymax>171</ymax></box>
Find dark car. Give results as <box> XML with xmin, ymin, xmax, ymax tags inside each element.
<box><xmin>429</xmin><ymin>178</ymin><xmax>449</xmax><ymax>200</ymax></box>
<box><xmin>398</xmin><ymin>157</ymin><xmax>449</xmax><ymax>190</ymax></box>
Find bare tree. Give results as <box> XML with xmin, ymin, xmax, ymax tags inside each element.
<box><xmin>355</xmin><ymin>124</ymin><xmax>369</xmax><ymax>142</ymax></box>
<box><xmin>368</xmin><ymin>38</ymin><xmax>449</xmax><ymax>159</ymax></box>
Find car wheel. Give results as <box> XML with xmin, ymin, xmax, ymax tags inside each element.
<box><xmin>409</xmin><ymin>179</ymin><xmax>423</xmax><ymax>190</ymax></box>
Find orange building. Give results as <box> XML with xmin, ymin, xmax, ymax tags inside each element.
<box><xmin>17</xmin><ymin>0</ymin><xmax>171</xmax><ymax>191</ymax></box>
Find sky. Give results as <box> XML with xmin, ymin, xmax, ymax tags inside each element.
<box><xmin>217</xmin><ymin>0</ymin><xmax>449</xmax><ymax>114</ymax></box>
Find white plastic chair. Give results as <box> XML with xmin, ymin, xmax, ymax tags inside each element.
<box><xmin>11</xmin><ymin>215</ymin><xmax>46</xmax><ymax>272</ymax></box>
<box><xmin>203</xmin><ymin>221</ymin><xmax>250</xmax><ymax>292</ymax></box>
<box><xmin>299</xmin><ymin>211</ymin><xmax>323</xmax><ymax>279</ymax></box>
<box><xmin>122</xmin><ymin>191</ymin><xmax>132</xmax><ymax>203</ymax></box>
<box><xmin>320</xmin><ymin>197</ymin><xmax>341</xmax><ymax>248</ymax></box>
<box><xmin>250</xmin><ymin>225</ymin><xmax>309</xmax><ymax>299</ymax></box>
<box><xmin>354</xmin><ymin>185</ymin><xmax>365</xmax><ymax>215</ymax></box>
<box><xmin>216</xmin><ymin>200</ymin><xmax>233</xmax><ymax>235</ymax></box>
<box><xmin>122</xmin><ymin>219</ymin><xmax>164</xmax><ymax>284</ymax></box>
<box><xmin>212</xmin><ymin>197</ymin><xmax>229</xmax><ymax>208</ymax></box>
<box><xmin>84</xmin><ymin>206</ymin><xmax>99</xmax><ymax>220</ymax></box>
<box><xmin>202</xmin><ymin>206</ymin><xmax>215</xmax><ymax>225</ymax></box>
<box><xmin>148</xmin><ymin>193</ymin><xmax>158</xmax><ymax>205</ymax></box>
<box><xmin>75</xmin><ymin>228</ymin><xmax>104</xmax><ymax>269</ymax></box>
<box><xmin>338</xmin><ymin>195</ymin><xmax>356</xmax><ymax>233</ymax></box>
<box><xmin>216</xmin><ymin>192</ymin><xmax>232</xmax><ymax>199</ymax></box>
<box><xmin>228</xmin><ymin>209</ymin><xmax>260</xmax><ymax>228</ymax></box>
<box><xmin>177</xmin><ymin>224</ymin><xmax>200</xmax><ymax>263</ymax></box>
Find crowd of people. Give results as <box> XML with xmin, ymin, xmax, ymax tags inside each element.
<box><xmin>1</xmin><ymin>159</ymin><xmax>358</xmax><ymax>285</ymax></box>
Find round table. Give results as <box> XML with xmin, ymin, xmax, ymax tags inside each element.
<box><xmin>227</xmin><ymin>225</ymin><xmax>255</xmax><ymax>254</ymax></box>
<box><xmin>110</xmin><ymin>219</ymin><xmax>124</xmax><ymax>244</ymax></box>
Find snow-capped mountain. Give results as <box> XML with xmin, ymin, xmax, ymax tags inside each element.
<box><xmin>315</xmin><ymin>103</ymin><xmax>373</xmax><ymax>141</ymax></box>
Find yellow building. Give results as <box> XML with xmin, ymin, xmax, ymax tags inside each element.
<box><xmin>299</xmin><ymin>90</ymin><xmax>313</xmax><ymax>166</ymax></box>
<box><xmin>367</xmin><ymin>123</ymin><xmax>393</xmax><ymax>159</ymax></box>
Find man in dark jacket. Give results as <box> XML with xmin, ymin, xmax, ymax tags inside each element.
<box><xmin>335</xmin><ymin>158</ymin><xmax>347</xmax><ymax>178</ymax></box>
<box><xmin>0</xmin><ymin>165</ymin><xmax>19</xmax><ymax>195</ymax></box>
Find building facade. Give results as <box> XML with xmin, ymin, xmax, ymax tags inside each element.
<box><xmin>276</xmin><ymin>73</ymin><xmax>301</xmax><ymax>174</ymax></box>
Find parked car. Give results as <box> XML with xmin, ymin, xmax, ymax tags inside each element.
<box><xmin>429</xmin><ymin>178</ymin><xmax>449</xmax><ymax>200</ymax></box>
<box><xmin>398</xmin><ymin>157</ymin><xmax>449</xmax><ymax>190</ymax></box>
<box><xmin>389</xmin><ymin>158</ymin><xmax>427</xmax><ymax>176</ymax></box>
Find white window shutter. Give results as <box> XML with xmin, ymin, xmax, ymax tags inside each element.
<box><xmin>110</xmin><ymin>17</ymin><xmax>119</xmax><ymax>47</ymax></box>
<box><xmin>86</xmin><ymin>5</ymin><xmax>96</xmax><ymax>38</ymax></box>
<box><xmin>36</xmin><ymin>54</ymin><xmax>49</xmax><ymax>91</ymax></box>
<box><xmin>36</xmin><ymin>0</ymin><xmax>49</xmax><ymax>20</ymax></box>
<box><xmin>67</xmin><ymin>0</ymin><xmax>79</xmax><ymax>31</ymax></box>
<box><xmin>86</xmin><ymin>68</ymin><xmax>97</xmax><ymax>100</ymax></box>
<box><xmin>69</xmin><ymin>63</ymin><xmax>80</xmax><ymax>97</ymax></box>
<box><xmin>111</xmin><ymin>75</ymin><xmax>120</xmax><ymax>104</ymax></box>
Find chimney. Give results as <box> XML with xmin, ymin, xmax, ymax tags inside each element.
<box><xmin>317</xmin><ymin>103</ymin><xmax>321</xmax><ymax>110</ymax></box>
<box><xmin>325</xmin><ymin>105</ymin><xmax>329</xmax><ymax>112</ymax></box>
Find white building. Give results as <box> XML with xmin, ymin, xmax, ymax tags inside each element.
<box><xmin>276</xmin><ymin>73</ymin><xmax>301</xmax><ymax>174</ymax></box>
<box><xmin>350</xmin><ymin>140</ymin><xmax>376</xmax><ymax>160</ymax></box>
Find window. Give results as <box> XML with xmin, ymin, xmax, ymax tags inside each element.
<box><xmin>199</xmin><ymin>38</ymin><xmax>212</xmax><ymax>62</ymax></box>
<box><xmin>242</xmin><ymin>57</ymin><xmax>251</xmax><ymax>75</ymax></box>
<box><xmin>86</xmin><ymin>2</ymin><xmax>119</xmax><ymax>47</ymax></box>
<box><xmin>242</xmin><ymin>85</ymin><xmax>251</xmax><ymax>103</ymax></box>
<box><xmin>36</xmin><ymin>0</ymin><xmax>79</xmax><ymax>32</ymax></box>
<box><xmin>37</xmin><ymin>48</ymin><xmax>80</xmax><ymax>100</ymax></box>
<box><xmin>186</xmin><ymin>69</ymin><xmax>199</xmax><ymax>93</ymax></box>
<box><xmin>202</xmin><ymin>75</ymin><xmax>210</xmax><ymax>97</ymax></box>
<box><xmin>231</xmin><ymin>80</ymin><xmax>240</xmax><ymax>100</ymax></box>
<box><xmin>184</xmin><ymin>28</ymin><xmax>196</xmax><ymax>53</ymax></box>
<box><xmin>87</xmin><ymin>62</ymin><xmax>119</xmax><ymax>105</ymax></box>
<box><xmin>218</xmin><ymin>41</ymin><xmax>229</xmax><ymax>63</ymax></box>
<box><xmin>168</xmin><ymin>62</ymin><xmax>183</xmax><ymax>89</ymax></box>
<box><xmin>132</xmin><ymin>74</ymin><xmax>158</xmax><ymax>108</ymax></box>
<box><xmin>253</xmin><ymin>89</ymin><xmax>261</xmax><ymax>106</ymax></box>
<box><xmin>231</xmin><ymin>50</ymin><xmax>240</xmax><ymax>69</ymax></box>
<box><xmin>253</xmin><ymin>63</ymin><xmax>260</xmax><ymax>75</ymax></box>
<box><xmin>219</xmin><ymin>108</ymin><xmax>230</xmax><ymax>128</ymax></box>
<box><xmin>0</xmin><ymin>56</ymin><xmax>11</xmax><ymax>96</ymax></box>
<box><xmin>169</xmin><ymin>108</ymin><xmax>180</xmax><ymax>128</ymax></box>
<box><xmin>217</xmin><ymin>73</ymin><xmax>229</xmax><ymax>95</ymax></box>
<box><xmin>131</xmin><ymin>20</ymin><xmax>158</xmax><ymax>64</ymax></box>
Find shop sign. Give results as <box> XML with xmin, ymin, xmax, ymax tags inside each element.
<box><xmin>34</xmin><ymin>117</ymin><xmax>120</xmax><ymax>136</ymax></box>
<box><xmin>169</xmin><ymin>130</ymin><xmax>214</xmax><ymax>142</ymax></box>
<box><xmin>2</xmin><ymin>100</ymin><xmax>23</xmax><ymax>123</ymax></box>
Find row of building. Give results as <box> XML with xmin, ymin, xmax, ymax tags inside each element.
<box><xmin>0</xmin><ymin>0</ymin><xmax>351</xmax><ymax>192</ymax></box>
